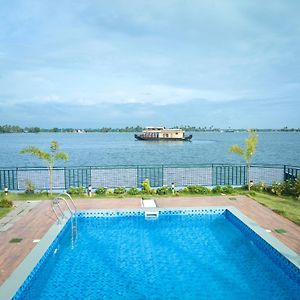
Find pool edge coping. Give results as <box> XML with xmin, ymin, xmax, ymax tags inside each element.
<box><xmin>0</xmin><ymin>213</ymin><xmax>71</xmax><ymax>300</ymax></box>
<box><xmin>0</xmin><ymin>206</ymin><xmax>299</xmax><ymax>299</ymax></box>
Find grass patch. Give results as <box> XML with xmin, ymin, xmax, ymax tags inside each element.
<box><xmin>273</xmin><ymin>228</ymin><xmax>288</xmax><ymax>234</ymax></box>
<box><xmin>0</xmin><ymin>207</ymin><xmax>12</xmax><ymax>218</ymax></box>
<box><xmin>248</xmin><ymin>192</ymin><xmax>300</xmax><ymax>226</ymax></box>
<box><xmin>4</xmin><ymin>193</ymin><xmax>53</xmax><ymax>201</ymax></box>
<box><xmin>9</xmin><ymin>238</ymin><xmax>22</xmax><ymax>243</ymax></box>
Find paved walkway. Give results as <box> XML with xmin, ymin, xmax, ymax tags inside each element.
<box><xmin>0</xmin><ymin>201</ymin><xmax>40</xmax><ymax>232</ymax></box>
<box><xmin>0</xmin><ymin>196</ymin><xmax>300</xmax><ymax>286</ymax></box>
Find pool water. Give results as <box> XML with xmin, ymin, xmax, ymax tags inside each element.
<box><xmin>15</xmin><ymin>211</ymin><xmax>299</xmax><ymax>299</ymax></box>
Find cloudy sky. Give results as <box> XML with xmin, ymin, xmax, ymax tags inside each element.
<box><xmin>0</xmin><ymin>0</ymin><xmax>299</xmax><ymax>128</ymax></box>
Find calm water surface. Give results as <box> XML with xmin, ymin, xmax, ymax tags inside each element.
<box><xmin>0</xmin><ymin>132</ymin><xmax>299</xmax><ymax>167</ymax></box>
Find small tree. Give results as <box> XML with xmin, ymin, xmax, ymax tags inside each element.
<box><xmin>20</xmin><ymin>141</ymin><xmax>68</xmax><ymax>195</ymax></box>
<box><xmin>142</xmin><ymin>178</ymin><xmax>151</xmax><ymax>194</ymax></box>
<box><xmin>229</xmin><ymin>130</ymin><xmax>258</xmax><ymax>191</ymax></box>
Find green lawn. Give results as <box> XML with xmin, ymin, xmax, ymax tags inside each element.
<box><xmin>249</xmin><ymin>192</ymin><xmax>300</xmax><ymax>226</ymax></box>
<box><xmin>0</xmin><ymin>207</ymin><xmax>12</xmax><ymax>218</ymax></box>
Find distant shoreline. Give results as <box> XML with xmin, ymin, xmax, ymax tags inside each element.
<box><xmin>1</xmin><ymin>125</ymin><xmax>300</xmax><ymax>134</ymax></box>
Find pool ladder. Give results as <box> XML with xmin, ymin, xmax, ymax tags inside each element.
<box><xmin>52</xmin><ymin>193</ymin><xmax>78</xmax><ymax>248</ymax></box>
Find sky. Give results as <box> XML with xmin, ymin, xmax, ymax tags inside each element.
<box><xmin>0</xmin><ymin>0</ymin><xmax>299</xmax><ymax>128</ymax></box>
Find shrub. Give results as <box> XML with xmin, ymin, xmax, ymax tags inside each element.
<box><xmin>0</xmin><ymin>194</ymin><xmax>13</xmax><ymax>208</ymax></box>
<box><xmin>142</xmin><ymin>179</ymin><xmax>151</xmax><ymax>194</ymax></box>
<box><xmin>212</xmin><ymin>186</ymin><xmax>223</xmax><ymax>194</ymax></box>
<box><xmin>182</xmin><ymin>185</ymin><xmax>210</xmax><ymax>194</ymax></box>
<box><xmin>113</xmin><ymin>187</ymin><xmax>126</xmax><ymax>194</ymax></box>
<box><xmin>67</xmin><ymin>186</ymin><xmax>85</xmax><ymax>195</ymax></box>
<box><xmin>251</xmin><ymin>181</ymin><xmax>266</xmax><ymax>192</ymax></box>
<box><xmin>281</xmin><ymin>179</ymin><xmax>300</xmax><ymax>198</ymax></box>
<box><xmin>127</xmin><ymin>187</ymin><xmax>140</xmax><ymax>195</ymax></box>
<box><xmin>292</xmin><ymin>179</ymin><xmax>300</xmax><ymax>199</ymax></box>
<box><xmin>95</xmin><ymin>187</ymin><xmax>107</xmax><ymax>195</ymax></box>
<box><xmin>221</xmin><ymin>185</ymin><xmax>235</xmax><ymax>194</ymax></box>
<box><xmin>107</xmin><ymin>189</ymin><xmax>114</xmax><ymax>195</ymax></box>
<box><xmin>150</xmin><ymin>189</ymin><xmax>157</xmax><ymax>195</ymax></box>
<box><xmin>24</xmin><ymin>180</ymin><xmax>35</xmax><ymax>194</ymax></box>
<box><xmin>268</xmin><ymin>182</ymin><xmax>284</xmax><ymax>196</ymax></box>
<box><xmin>156</xmin><ymin>186</ymin><xmax>171</xmax><ymax>195</ymax></box>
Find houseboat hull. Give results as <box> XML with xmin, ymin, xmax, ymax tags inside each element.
<box><xmin>135</xmin><ymin>134</ymin><xmax>192</xmax><ymax>141</ymax></box>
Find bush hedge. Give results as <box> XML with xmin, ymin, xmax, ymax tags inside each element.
<box><xmin>0</xmin><ymin>193</ymin><xmax>13</xmax><ymax>208</ymax></box>
<box><xmin>95</xmin><ymin>187</ymin><xmax>107</xmax><ymax>195</ymax></box>
<box><xmin>113</xmin><ymin>187</ymin><xmax>126</xmax><ymax>194</ymax></box>
<box><xmin>67</xmin><ymin>186</ymin><xmax>85</xmax><ymax>195</ymax></box>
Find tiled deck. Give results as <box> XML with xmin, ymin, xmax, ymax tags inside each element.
<box><xmin>0</xmin><ymin>195</ymin><xmax>300</xmax><ymax>286</ymax></box>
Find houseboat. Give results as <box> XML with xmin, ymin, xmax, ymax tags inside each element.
<box><xmin>134</xmin><ymin>127</ymin><xmax>192</xmax><ymax>141</ymax></box>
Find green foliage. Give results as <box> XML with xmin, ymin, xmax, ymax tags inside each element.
<box><xmin>251</xmin><ymin>181</ymin><xmax>266</xmax><ymax>192</ymax></box>
<box><xmin>269</xmin><ymin>182</ymin><xmax>284</xmax><ymax>196</ymax></box>
<box><xmin>95</xmin><ymin>187</ymin><xmax>107</xmax><ymax>195</ymax></box>
<box><xmin>212</xmin><ymin>185</ymin><xmax>223</xmax><ymax>194</ymax></box>
<box><xmin>293</xmin><ymin>180</ymin><xmax>300</xmax><ymax>199</ymax></box>
<box><xmin>229</xmin><ymin>130</ymin><xmax>258</xmax><ymax>192</ymax></box>
<box><xmin>277</xmin><ymin>179</ymin><xmax>300</xmax><ymax>198</ymax></box>
<box><xmin>67</xmin><ymin>186</ymin><xmax>85</xmax><ymax>195</ymax></box>
<box><xmin>221</xmin><ymin>185</ymin><xmax>236</xmax><ymax>194</ymax></box>
<box><xmin>0</xmin><ymin>193</ymin><xmax>13</xmax><ymax>208</ymax></box>
<box><xmin>182</xmin><ymin>185</ymin><xmax>210</xmax><ymax>194</ymax></box>
<box><xmin>142</xmin><ymin>179</ymin><xmax>151</xmax><ymax>194</ymax></box>
<box><xmin>20</xmin><ymin>141</ymin><xmax>68</xmax><ymax>195</ymax></box>
<box><xmin>0</xmin><ymin>125</ymin><xmax>23</xmax><ymax>133</ymax></box>
<box><xmin>245</xmin><ymin>180</ymin><xmax>300</xmax><ymax>199</ymax></box>
<box><xmin>127</xmin><ymin>187</ymin><xmax>140</xmax><ymax>195</ymax></box>
<box><xmin>107</xmin><ymin>189</ymin><xmax>114</xmax><ymax>195</ymax></box>
<box><xmin>24</xmin><ymin>180</ymin><xmax>35</xmax><ymax>194</ymax></box>
<box><xmin>211</xmin><ymin>185</ymin><xmax>235</xmax><ymax>194</ymax></box>
<box><xmin>282</xmin><ymin>179</ymin><xmax>300</xmax><ymax>198</ymax></box>
<box><xmin>113</xmin><ymin>187</ymin><xmax>126</xmax><ymax>194</ymax></box>
<box><xmin>156</xmin><ymin>186</ymin><xmax>171</xmax><ymax>195</ymax></box>
<box><xmin>229</xmin><ymin>130</ymin><xmax>258</xmax><ymax>163</ymax></box>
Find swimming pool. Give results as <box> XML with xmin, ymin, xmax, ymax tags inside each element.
<box><xmin>3</xmin><ymin>208</ymin><xmax>300</xmax><ymax>299</ymax></box>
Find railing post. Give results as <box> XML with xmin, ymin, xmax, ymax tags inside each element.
<box><xmin>89</xmin><ymin>166</ymin><xmax>92</xmax><ymax>187</ymax></box>
<box><xmin>15</xmin><ymin>167</ymin><xmax>18</xmax><ymax>190</ymax></box>
<box><xmin>283</xmin><ymin>165</ymin><xmax>286</xmax><ymax>181</ymax></box>
<box><xmin>64</xmin><ymin>167</ymin><xmax>67</xmax><ymax>190</ymax></box>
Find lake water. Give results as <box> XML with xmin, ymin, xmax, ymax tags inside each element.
<box><xmin>0</xmin><ymin>132</ymin><xmax>299</xmax><ymax>167</ymax></box>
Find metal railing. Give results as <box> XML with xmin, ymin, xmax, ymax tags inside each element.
<box><xmin>52</xmin><ymin>193</ymin><xmax>78</xmax><ymax>246</ymax></box>
<box><xmin>0</xmin><ymin>164</ymin><xmax>298</xmax><ymax>191</ymax></box>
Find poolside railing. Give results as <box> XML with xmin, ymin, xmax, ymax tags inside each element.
<box><xmin>0</xmin><ymin>164</ymin><xmax>298</xmax><ymax>191</ymax></box>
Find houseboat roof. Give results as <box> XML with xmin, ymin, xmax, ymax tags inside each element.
<box><xmin>145</xmin><ymin>127</ymin><xmax>165</xmax><ymax>130</ymax></box>
<box><xmin>145</xmin><ymin>127</ymin><xmax>183</xmax><ymax>132</ymax></box>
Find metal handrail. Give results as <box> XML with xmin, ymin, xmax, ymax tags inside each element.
<box><xmin>57</xmin><ymin>192</ymin><xmax>77</xmax><ymax>212</ymax></box>
<box><xmin>52</xmin><ymin>193</ymin><xmax>77</xmax><ymax>224</ymax></box>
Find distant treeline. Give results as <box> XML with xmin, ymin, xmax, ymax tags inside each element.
<box><xmin>0</xmin><ymin>124</ymin><xmax>300</xmax><ymax>134</ymax></box>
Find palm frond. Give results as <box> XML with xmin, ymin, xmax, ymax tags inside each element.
<box><xmin>50</xmin><ymin>141</ymin><xmax>59</xmax><ymax>152</ymax></box>
<box><xmin>245</xmin><ymin>132</ymin><xmax>258</xmax><ymax>162</ymax></box>
<box><xmin>20</xmin><ymin>146</ymin><xmax>50</xmax><ymax>161</ymax></box>
<box><xmin>229</xmin><ymin>145</ymin><xmax>244</xmax><ymax>156</ymax></box>
<box><xmin>54</xmin><ymin>152</ymin><xmax>68</xmax><ymax>161</ymax></box>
